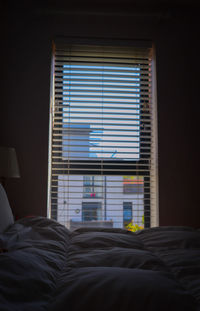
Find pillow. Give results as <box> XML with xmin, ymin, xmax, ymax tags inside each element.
<box><xmin>0</xmin><ymin>184</ymin><xmax>14</xmax><ymax>233</ymax></box>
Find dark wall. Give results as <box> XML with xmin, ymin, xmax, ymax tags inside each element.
<box><xmin>0</xmin><ymin>5</ymin><xmax>199</xmax><ymax>227</ymax></box>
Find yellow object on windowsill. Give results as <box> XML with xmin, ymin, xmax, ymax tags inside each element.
<box><xmin>126</xmin><ymin>216</ymin><xmax>144</xmax><ymax>232</ymax></box>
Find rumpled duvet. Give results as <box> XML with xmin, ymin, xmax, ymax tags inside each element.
<box><xmin>0</xmin><ymin>217</ymin><xmax>199</xmax><ymax>311</ymax></box>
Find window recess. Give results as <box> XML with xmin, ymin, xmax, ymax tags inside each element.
<box><xmin>48</xmin><ymin>42</ymin><xmax>158</xmax><ymax>230</ymax></box>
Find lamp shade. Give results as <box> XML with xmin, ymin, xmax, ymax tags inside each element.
<box><xmin>0</xmin><ymin>147</ymin><xmax>20</xmax><ymax>179</ymax></box>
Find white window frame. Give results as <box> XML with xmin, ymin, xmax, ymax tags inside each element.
<box><xmin>47</xmin><ymin>39</ymin><xmax>159</xmax><ymax>228</ymax></box>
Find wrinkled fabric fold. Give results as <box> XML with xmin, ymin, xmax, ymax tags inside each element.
<box><xmin>0</xmin><ymin>217</ymin><xmax>199</xmax><ymax>311</ymax></box>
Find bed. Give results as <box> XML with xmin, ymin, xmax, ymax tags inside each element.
<box><xmin>0</xmin><ymin>184</ymin><xmax>200</xmax><ymax>311</ymax></box>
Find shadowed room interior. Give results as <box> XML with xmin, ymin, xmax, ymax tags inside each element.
<box><xmin>0</xmin><ymin>0</ymin><xmax>199</xmax><ymax>227</ymax></box>
<box><xmin>0</xmin><ymin>2</ymin><xmax>200</xmax><ymax>311</ymax></box>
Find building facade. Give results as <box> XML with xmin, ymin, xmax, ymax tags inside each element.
<box><xmin>57</xmin><ymin>175</ymin><xmax>144</xmax><ymax>230</ymax></box>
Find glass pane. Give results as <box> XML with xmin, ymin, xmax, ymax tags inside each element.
<box><xmin>62</xmin><ymin>63</ymin><xmax>141</xmax><ymax>161</ymax></box>
<box><xmin>57</xmin><ymin>175</ymin><xmax>144</xmax><ymax>230</ymax></box>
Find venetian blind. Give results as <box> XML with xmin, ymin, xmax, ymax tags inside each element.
<box><xmin>48</xmin><ymin>43</ymin><xmax>158</xmax><ymax>230</ymax></box>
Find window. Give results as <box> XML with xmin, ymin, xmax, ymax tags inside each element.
<box><xmin>83</xmin><ymin>176</ymin><xmax>103</xmax><ymax>198</ymax></box>
<box><xmin>48</xmin><ymin>42</ymin><xmax>158</xmax><ymax>230</ymax></box>
<box><xmin>123</xmin><ymin>202</ymin><xmax>132</xmax><ymax>226</ymax></box>
<box><xmin>82</xmin><ymin>202</ymin><xmax>102</xmax><ymax>221</ymax></box>
<box><xmin>123</xmin><ymin>176</ymin><xmax>144</xmax><ymax>194</ymax></box>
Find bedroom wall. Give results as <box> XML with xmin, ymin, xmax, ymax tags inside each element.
<box><xmin>0</xmin><ymin>4</ymin><xmax>199</xmax><ymax>227</ymax></box>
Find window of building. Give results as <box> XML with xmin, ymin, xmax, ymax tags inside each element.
<box><xmin>123</xmin><ymin>176</ymin><xmax>144</xmax><ymax>194</ymax></box>
<box><xmin>83</xmin><ymin>176</ymin><xmax>103</xmax><ymax>198</ymax></box>
<box><xmin>123</xmin><ymin>202</ymin><xmax>132</xmax><ymax>226</ymax></box>
<box><xmin>48</xmin><ymin>42</ymin><xmax>158</xmax><ymax>230</ymax></box>
<box><xmin>82</xmin><ymin>202</ymin><xmax>102</xmax><ymax>221</ymax></box>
